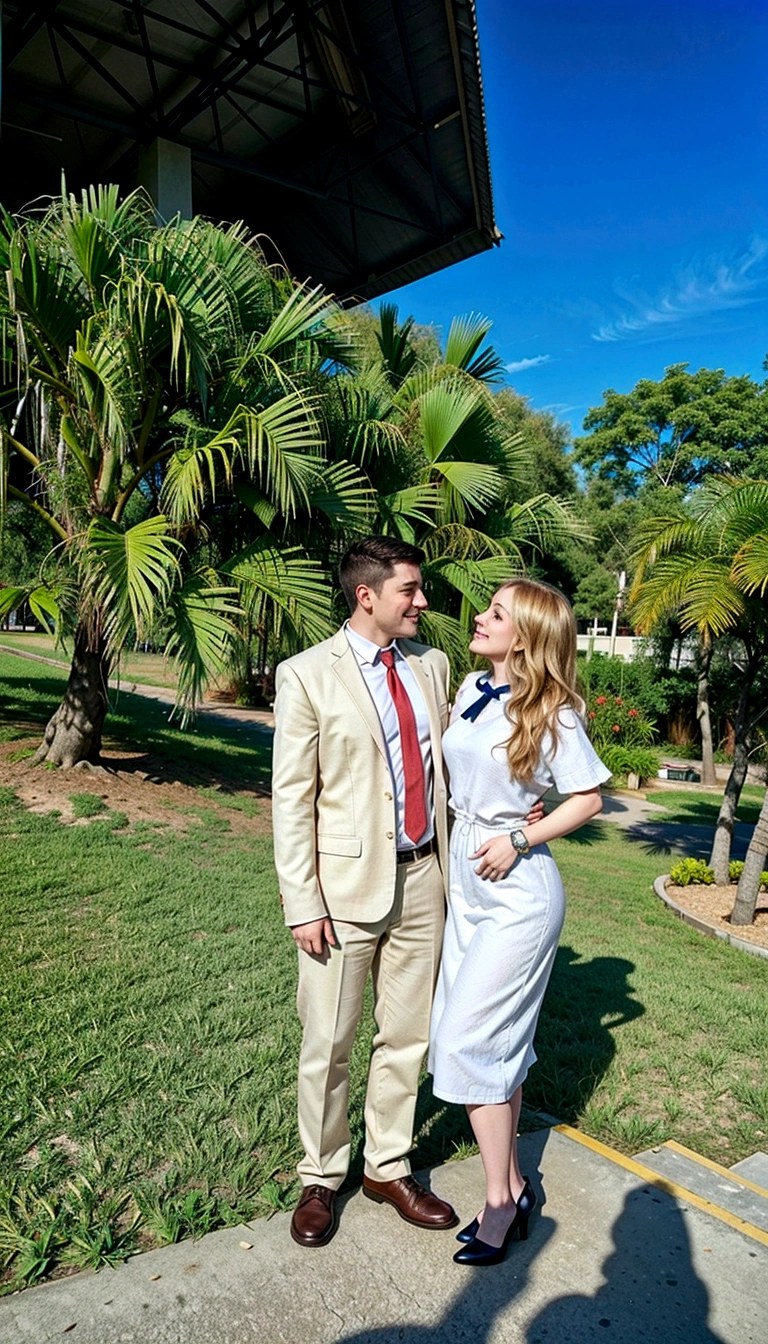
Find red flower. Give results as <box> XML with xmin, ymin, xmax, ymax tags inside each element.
<box><xmin>628</xmin><ymin>708</ymin><xmax>638</xmax><ymax>717</ymax></box>
<box><xmin>588</xmin><ymin>711</ymin><xmax>596</xmax><ymax>719</ymax></box>
<box><xmin>612</xmin><ymin>724</ymin><xmax>620</xmax><ymax>732</ymax></box>
<box><xmin>596</xmin><ymin>696</ymin><xmax>607</xmax><ymax>706</ymax></box>
<box><xmin>615</xmin><ymin>696</ymin><xmax>623</xmax><ymax>705</ymax></box>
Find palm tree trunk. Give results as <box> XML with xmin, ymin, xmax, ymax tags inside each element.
<box><xmin>696</xmin><ymin>638</ymin><xmax>717</xmax><ymax>786</ymax></box>
<box><xmin>709</xmin><ymin>674</ymin><xmax>752</xmax><ymax>883</ymax></box>
<box><xmin>731</xmin><ymin>785</ymin><xmax>768</xmax><ymax>926</ymax></box>
<box><xmin>30</xmin><ymin>622</ymin><xmax>111</xmax><ymax>768</ymax></box>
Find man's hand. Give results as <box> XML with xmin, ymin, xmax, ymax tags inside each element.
<box><xmin>525</xmin><ymin>799</ymin><xmax>545</xmax><ymax>826</ymax></box>
<box><xmin>292</xmin><ymin>917</ymin><xmax>337</xmax><ymax>956</ymax></box>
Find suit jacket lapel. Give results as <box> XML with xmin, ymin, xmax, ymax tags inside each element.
<box><xmin>330</xmin><ymin>628</ymin><xmax>388</xmax><ymax>762</ymax></box>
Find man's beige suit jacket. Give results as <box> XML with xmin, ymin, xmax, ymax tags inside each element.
<box><xmin>272</xmin><ymin>627</ymin><xmax>451</xmax><ymax>928</ymax></box>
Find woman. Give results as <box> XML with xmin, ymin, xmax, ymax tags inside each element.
<box><xmin>429</xmin><ymin>578</ymin><xmax>611</xmax><ymax>1267</ymax></box>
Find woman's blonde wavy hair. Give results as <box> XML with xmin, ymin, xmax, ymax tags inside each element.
<box><xmin>496</xmin><ymin>578</ymin><xmax>583</xmax><ymax>781</ymax></box>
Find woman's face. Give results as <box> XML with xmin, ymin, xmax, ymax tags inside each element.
<box><xmin>469</xmin><ymin>588</ymin><xmax>519</xmax><ymax>663</ymax></box>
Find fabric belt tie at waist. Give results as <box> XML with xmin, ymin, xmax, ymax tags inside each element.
<box><xmin>396</xmin><ymin>838</ymin><xmax>436</xmax><ymax>864</ymax></box>
<box><xmin>451</xmin><ymin>809</ymin><xmax>527</xmax><ymax>834</ymax></box>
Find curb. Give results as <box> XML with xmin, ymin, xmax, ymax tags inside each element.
<box><xmin>653</xmin><ymin>875</ymin><xmax>768</xmax><ymax>961</ymax></box>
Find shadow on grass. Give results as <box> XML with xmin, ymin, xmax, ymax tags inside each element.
<box><xmin>0</xmin><ymin>668</ymin><xmax>272</xmax><ymax>791</ymax></box>
<box><xmin>526</xmin><ymin>946</ymin><xmax>643</xmax><ymax>1125</ymax></box>
<box><xmin>556</xmin><ymin>820</ymin><xmax>609</xmax><ymax>847</ymax></box>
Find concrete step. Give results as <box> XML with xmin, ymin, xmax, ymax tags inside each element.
<box><xmin>633</xmin><ymin>1139</ymin><xmax>768</xmax><ymax>1233</ymax></box>
<box><xmin>731</xmin><ymin>1150</ymin><xmax>768</xmax><ymax>1188</ymax></box>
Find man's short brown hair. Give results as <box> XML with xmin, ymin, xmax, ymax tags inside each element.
<box><xmin>338</xmin><ymin>536</ymin><xmax>426</xmax><ymax>613</ymax></box>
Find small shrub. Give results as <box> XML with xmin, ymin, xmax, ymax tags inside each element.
<box><xmin>728</xmin><ymin>860</ymin><xmax>768</xmax><ymax>889</ymax></box>
<box><xmin>596</xmin><ymin>743</ymin><xmax>660</xmax><ymax>784</ymax></box>
<box><xmin>669</xmin><ymin>857</ymin><xmax>715</xmax><ymax>886</ymax></box>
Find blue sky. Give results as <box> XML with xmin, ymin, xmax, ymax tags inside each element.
<box><xmin>388</xmin><ymin>0</ymin><xmax>768</xmax><ymax>437</ymax></box>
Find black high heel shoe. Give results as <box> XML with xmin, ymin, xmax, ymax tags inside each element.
<box><xmin>453</xmin><ymin>1180</ymin><xmax>537</xmax><ymax>1265</ymax></box>
<box><xmin>455</xmin><ymin>1177</ymin><xmax>536</xmax><ymax>1244</ymax></box>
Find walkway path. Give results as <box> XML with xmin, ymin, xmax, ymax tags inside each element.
<box><xmin>2</xmin><ymin>1126</ymin><xmax>765</xmax><ymax>1343</ymax></box>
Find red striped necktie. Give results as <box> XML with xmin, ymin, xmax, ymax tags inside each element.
<box><xmin>379</xmin><ymin>649</ymin><xmax>428</xmax><ymax>844</ymax></box>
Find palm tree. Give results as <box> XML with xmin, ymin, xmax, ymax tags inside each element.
<box><xmin>631</xmin><ymin>478</ymin><xmax>768</xmax><ymax>893</ymax></box>
<box><xmin>321</xmin><ymin>306</ymin><xmax>585</xmax><ymax>682</ymax></box>
<box><xmin>0</xmin><ymin>186</ymin><xmax>344</xmax><ymax>764</ymax></box>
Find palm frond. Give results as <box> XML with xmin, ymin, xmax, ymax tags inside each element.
<box><xmin>223</xmin><ymin>540</ymin><xmax>334</xmax><ymax>649</ymax></box>
<box><xmin>237</xmin><ymin>394</ymin><xmax>325</xmax><ymax>516</ymax></box>
<box><xmin>731</xmin><ymin>534</ymin><xmax>768</xmax><ymax>595</ymax></box>
<box><xmin>254</xmin><ymin>283</ymin><xmax>333</xmax><ymax>355</ymax></box>
<box><xmin>376</xmin><ymin>303</ymin><xmax>417</xmax><ymax>383</ymax></box>
<box><xmin>165</xmin><ymin>570</ymin><xmax>242</xmax><ymax>726</ymax></box>
<box><xmin>444</xmin><ymin>314</ymin><xmax>505</xmax><ymax>383</ymax></box>
<box><xmin>83</xmin><ymin>516</ymin><xmax>181</xmax><ymax>652</ymax></box>
<box><xmin>308</xmin><ymin>461</ymin><xmax>376</xmax><ymax>528</ymax></box>
<box><xmin>161</xmin><ymin>433</ymin><xmax>237</xmax><ymax>525</ymax></box>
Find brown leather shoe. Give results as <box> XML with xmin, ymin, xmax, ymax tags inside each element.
<box><xmin>290</xmin><ymin>1184</ymin><xmax>337</xmax><ymax>1247</ymax></box>
<box><xmin>362</xmin><ymin>1175</ymin><xmax>458</xmax><ymax>1229</ymax></box>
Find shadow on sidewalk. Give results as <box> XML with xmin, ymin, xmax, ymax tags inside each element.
<box><xmin>526</xmin><ymin>1180</ymin><xmax>725</xmax><ymax>1343</ymax></box>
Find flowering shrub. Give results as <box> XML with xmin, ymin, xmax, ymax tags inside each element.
<box><xmin>586</xmin><ymin>695</ymin><xmax>656</xmax><ymax>750</ymax></box>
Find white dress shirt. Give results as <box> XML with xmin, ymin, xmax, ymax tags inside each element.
<box><xmin>345</xmin><ymin>623</ymin><xmax>435</xmax><ymax>848</ymax></box>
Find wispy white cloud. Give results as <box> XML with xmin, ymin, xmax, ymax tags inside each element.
<box><xmin>505</xmin><ymin>354</ymin><xmax>552</xmax><ymax>372</ymax></box>
<box><xmin>592</xmin><ymin>237</ymin><xmax>768</xmax><ymax>343</ymax></box>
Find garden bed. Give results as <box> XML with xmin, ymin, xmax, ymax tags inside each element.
<box><xmin>658</xmin><ymin>878</ymin><xmax>768</xmax><ymax>956</ymax></box>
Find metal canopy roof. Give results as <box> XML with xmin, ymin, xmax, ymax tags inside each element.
<box><xmin>0</xmin><ymin>1</ymin><xmax>499</xmax><ymax>299</ymax></box>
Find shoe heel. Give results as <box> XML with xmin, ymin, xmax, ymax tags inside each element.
<box><xmin>515</xmin><ymin>1213</ymin><xmax>530</xmax><ymax>1241</ymax></box>
<box><xmin>363</xmin><ymin>1187</ymin><xmax>385</xmax><ymax>1204</ymax></box>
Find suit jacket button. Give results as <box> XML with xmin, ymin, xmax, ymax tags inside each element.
<box><xmin>386</xmin><ymin>831</ymin><xmax>394</xmax><ymax>839</ymax></box>
<box><xmin>384</xmin><ymin>791</ymin><xmax>392</xmax><ymax>801</ymax></box>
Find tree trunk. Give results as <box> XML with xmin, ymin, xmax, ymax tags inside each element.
<box><xmin>709</xmin><ymin>736</ymin><xmax>749</xmax><ymax>883</ymax></box>
<box><xmin>709</xmin><ymin>672</ymin><xmax>752</xmax><ymax>883</ymax></box>
<box><xmin>696</xmin><ymin>639</ymin><xmax>717</xmax><ymax>786</ymax></box>
<box><xmin>31</xmin><ymin>623</ymin><xmax>111</xmax><ymax>768</ymax></box>
<box><xmin>731</xmin><ymin>784</ymin><xmax>768</xmax><ymax>926</ymax></box>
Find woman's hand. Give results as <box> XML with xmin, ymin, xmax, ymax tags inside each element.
<box><xmin>471</xmin><ymin>834</ymin><xmax>518</xmax><ymax>882</ymax></box>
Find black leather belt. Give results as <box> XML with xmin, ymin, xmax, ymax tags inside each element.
<box><xmin>396</xmin><ymin>839</ymin><xmax>436</xmax><ymax>864</ymax></box>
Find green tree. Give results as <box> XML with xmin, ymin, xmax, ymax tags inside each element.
<box><xmin>0</xmin><ymin>186</ymin><xmax>343</xmax><ymax>764</ymax></box>
<box><xmin>575</xmin><ymin>364</ymin><xmax>768</xmax><ymax>493</ymax></box>
<box><xmin>631</xmin><ymin>478</ymin><xmax>768</xmax><ymax>901</ymax></box>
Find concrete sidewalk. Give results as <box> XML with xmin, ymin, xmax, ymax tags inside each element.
<box><xmin>2</xmin><ymin>1127</ymin><xmax>765</xmax><ymax>1344</ymax></box>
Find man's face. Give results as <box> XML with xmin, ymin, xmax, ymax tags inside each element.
<box><xmin>359</xmin><ymin>562</ymin><xmax>429</xmax><ymax>643</ymax></box>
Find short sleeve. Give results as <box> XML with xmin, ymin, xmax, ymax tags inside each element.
<box><xmin>543</xmin><ymin>707</ymin><xmax>612</xmax><ymax>792</ymax></box>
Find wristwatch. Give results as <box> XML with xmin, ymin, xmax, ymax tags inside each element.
<box><xmin>510</xmin><ymin>828</ymin><xmax>530</xmax><ymax>855</ymax></box>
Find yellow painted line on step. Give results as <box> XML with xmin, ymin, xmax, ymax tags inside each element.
<box><xmin>554</xmin><ymin>1125</ymin><xmax>768</xmax><ymax>1248</ymax></box>
<box><xmin>663</xmin><ymin>1139</ymin><xmax>768</xmax><ymax>1199</ymax></box>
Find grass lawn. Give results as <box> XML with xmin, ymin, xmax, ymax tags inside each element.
<box><xmin>1</xmin><ymin>654</ymin><xmax>767</xmax><ymax>1293</ymax></box>
<box><xmin>0</xmin><ymin>631</ymin><xmax>182</xmax><ymax>691</ymax></box>
<box><xmin>646</xmin><ymin>785</ymin><xmax>764</xmax><ymax>827</ymax></box>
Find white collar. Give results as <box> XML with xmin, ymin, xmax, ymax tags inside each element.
<box><xmin>344</xmin><ymin>621</ymin><xmax>402</xmax><ymax>667</ymax></box>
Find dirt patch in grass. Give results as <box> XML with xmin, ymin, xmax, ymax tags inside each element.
<box><xmin>666</xmin><ymin>881</ymin><xmax>768</xmax><ymax>951</ymax></box>
<box><xmin>0</xmin><ymin>737</ymin><xmax>272</xmax><ymax>838</ymax></box>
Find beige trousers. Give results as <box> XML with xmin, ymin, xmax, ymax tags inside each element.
<box><xmin>296</xmin><ymin>853</ymin><xmax>445</xmax><ymax>1189</ymax></box>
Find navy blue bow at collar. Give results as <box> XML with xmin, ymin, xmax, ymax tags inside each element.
<box><xmin>461</xmin><ymin>676</ymin><xmax>511</xmax><ymax>721</ymax></box>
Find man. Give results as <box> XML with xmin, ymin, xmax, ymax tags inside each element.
<box><xmin>273</xmin><ymin>536</ymin><xmax>455</xmax><ymax>1247</ymax></box>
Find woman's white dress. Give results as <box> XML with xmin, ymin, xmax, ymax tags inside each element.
<box><xmin>429</xmin><ymin>675</ymin><xmax>611</xmax><ymax>1105</ymax></box>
